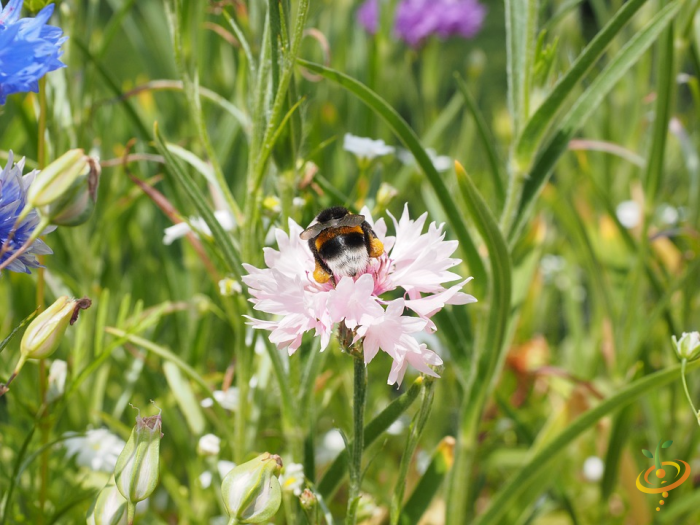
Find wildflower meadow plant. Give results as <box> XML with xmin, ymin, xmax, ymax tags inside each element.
<box><xmin>0</xmin><ymin>0</ymin><xmax>66</xmax><ymax>104</ymax></box>
<box><xmin>243</xmin><ymin>204</ymin><xmax>475</xmax><ymax>386</ymax></box>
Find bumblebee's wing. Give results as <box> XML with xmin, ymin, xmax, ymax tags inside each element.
<box><xmin>299</xmin><ymin>214</ymin><xmax>365</xmax><ymax>240</ymax></box>
<box><xmin>300</xmin><ymin>223</ymin><xmax>326</xmax><ymax>240</ymax></box>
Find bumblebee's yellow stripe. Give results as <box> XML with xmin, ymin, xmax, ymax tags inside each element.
<box><xmin>314</xmin><ymin>226</ymin><xmax>364</xmax><ymax>251</ymax></box>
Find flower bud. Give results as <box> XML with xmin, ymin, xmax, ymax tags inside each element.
<box><xmin>299</xmin><ymin>488</ymin><xmax>317</xmax><ymax>510</ymax></box>
<box><xmin>673</xmin><ymin>332</ymin><xmax>700</xmax><ymax>361</ymax></box>
<box><xmin>43</xmin><ymin>157</ymin><xmax>101</xmax><ymax>226</ymax></box>
<box><xmin>86</xmin><ymin>480</ymin><xmax>128</xmax><ymax>525</ymax></box>
<box><xmin>5</xmin><ymin>297</ymin><xmax>94</xmax><ymax>390</ymax></box>
<box><xmin>115</xmin><ymin>406</ymin><xmax>163</xmax><ymax>504</ymax></box>
<box><xmin>27</xmin><ymin>149</ymin><xmax>88</xmax><ymax>207</ymax></box>
<box><xmin>221</xmin><ymin>453</ymin><xmax>283</xmax><ymax>523</ymax></box>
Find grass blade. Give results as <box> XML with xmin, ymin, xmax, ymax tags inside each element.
<box><xmin>153</xmin><ymin>122</ymin><xmax>242</xmax><ymax>277</ymax></box>
<box><xmin>510</xmin><ymin>0</ymin><xmax>683</xmax><ymax>241</ymax></box>
<box><xmin>473</xmin><ymin>359</ymin><xmax>700</xmax><ymax>525</ymax></box>
<box><xmin>514</xmin><ymin>0</ymin><xmax>647</xmax><ymax>164</ymax></box>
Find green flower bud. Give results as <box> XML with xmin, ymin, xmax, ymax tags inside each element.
<box><xmin>43</xmin><ymin>157</ymin><xmax>101</xmax><ymax>226</ymax></box>
<box><xmin>27</xmin><ymin>149</ymin><xmax>88</xmax><ymax>208</ymax></box>
<box><xmin>221</xmin><ymin>453</ymin><xmax>283</xmax><ymax>523</ymax></box>
<box><xmin>86</xmin><ymin>481</ymin><xmax>127</xmax><ymax>525</ymax></box>
<box><xmin>673</xmin><ymin>332</ymin><xmax>700</xmax><ymax>361</ymax></box>
<box><xmin>4</xmin><ymin>297</ymin><xmax>93</xmax><ymax>392</ymax></box>
<box><xmin>299</xmin><ymin>488</ymin><xmax>317</xmax><ymax>511</ymax></box>
<box><xmin>115</xmin><ymin>406</ymin><xmax>163</xmax><ymax>505</ymax></box>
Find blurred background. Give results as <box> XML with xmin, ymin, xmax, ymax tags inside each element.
<box><xmin>1</xmin><ymin>0</ymin><xmax>700</xmax><ymax>523</ymax></box>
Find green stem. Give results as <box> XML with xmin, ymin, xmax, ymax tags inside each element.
<box><xmin>127</xmin><ymin>502</ymin><xmax>135</xmax><ymax>524</ymax></box>
<box><xmin>345</xmin><ymin>356</ymin><xmax>367</xmax><ymax>525</ymax></box>
<box><xmin>227</xmin><ymin>517</ymin><xmax>240</xmax><ymax>525</ymax></box>
<box><xmin>390</xmin><ymin>377</ymin><xmax>436</xmax><ymax>525</ymax></box>
<box><xmin>681</xmin><ymin>359</ymin><xmax>700</xmax><ymax>426</ymax></box>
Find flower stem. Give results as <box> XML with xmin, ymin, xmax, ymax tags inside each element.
<box><xmin>127</xmin><ymin>502</ymin><xmax>136</xmax><ymax>524</ymax></box>
<box><xmin>37</xmin><ymin>75</ymin><xmax>48</xmax><ymax>525</ymax></box>
<box><xmin>681</xmin><ymin>359</ymin><xmax>700</xmax><ymax>426</ymax></box>
<box><xmin>346</xmin><ymin>354</ymin><xmax>367</xmax><ymax>525</ymax></box>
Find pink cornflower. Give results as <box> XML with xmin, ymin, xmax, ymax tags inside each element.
<box><xmin>242</xmin><ymin>204</ymin><xmax>476</xmax><ymax>386</ymax></box>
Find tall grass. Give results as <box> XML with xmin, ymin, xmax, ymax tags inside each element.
<box><xmin>1</xmin><ymin>0</ymin><xmax>700</xmax><ymax>523</ymax></box>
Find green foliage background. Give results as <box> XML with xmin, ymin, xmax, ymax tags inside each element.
<box><xmin>1</xmin><ymin>0</ymin><xmax>700</xmax><ymax>523</ymax></box>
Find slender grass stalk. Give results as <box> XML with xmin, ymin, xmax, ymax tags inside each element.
<box><xmin>127</xmin><ymin>502</ymin><xmax>135</xmax><ymax>524</ymax></box>
<box><xmin>346</xmin><ymin>354</ymin><xmax>367</xmax><ymax>525</ymax></box>
<box><xmin>681</xmin><ymin>359</ymin><xmax>700</xmax><ymax>426</ymax></box>
<box><xmin>37</xmin><ymin>76</ymin><xmax>49</xmax><ymax>525</ymax></box>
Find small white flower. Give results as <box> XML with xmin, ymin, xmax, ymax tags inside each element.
<box><xmin>198</xmin><ymin>434</ymin><xmax>221</xmax><ymax>456</ymax></box>
<box><xmin>199</xmin><ymin>471</ymin><xmax>213</xmax><ymax>489</ymax></box>
<box><xmin>343</xmin><ymin>133</ymin><xmax>395</xmax><ymax>161</ymax></box>
<box><xmin>616</xmin><ymin>200</ymin><xmax>641</xmax><ymax>229</ymax></box>
<box><xmin>201</xmin><ymin>388</ymin><xmax>239</xmax><ymax>411</ymax></box>
<box><xmin>217</xmin><ymin>460</ymin><xmax>236</xmax><ymax>478</ymax></box>
<box><xmin>280</xmin><ymin>462</ymin><xmax>305</xmax><ymax>496</ymax></box>
<box><xmin>316</xmin><ymin>430</ymin><xmax>346</xmax><ymax>465</ymax></box>
<box><xmin>583</xmin><ymin>456</ymin><xmax>604</xmax><ymax>482</ymax></box>
<box><xmin>659</xmin><ymin>204</ymin><xmax>679</xmax><ymax>225</ymax></box>
<box><xmin>218</xmin><ymin>278</ymin><xmax>242</xmax><ymax>297</ymax></box>
<box><xmin>397</xmin><ymin>148</ymin><xmax>452</xmax><ymax>172</ymax></box>
<box><xmin>63</xmin><ymin>429</ymin><xmax>126</xmax><ymax>472</ymax></box>
<box><xmin>46</xmin><ymin>359</ymin><xmax>67</xmax><ymax>402</ymax></box>
<box><xmin>163</xmin><ymin>210</ymin><xmax>235</xmax><ymax>245</ymax></box>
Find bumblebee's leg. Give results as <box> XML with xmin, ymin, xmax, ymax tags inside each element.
<box><xmin>362</xmin><ymin>222</ymin><xmax>384</xmax><ymax>258</ymax></box>
<box><xmin>308</xmin><ymin>238</ymin><xmax>333</xmax><ymax>284</ymax></box>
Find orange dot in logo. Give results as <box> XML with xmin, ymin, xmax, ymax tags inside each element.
<box><xmin>663</xmin><ymin>491</ymin><xmax>669</xmax><ymax>498</ymax></box>
<box><xmin>656</xmin><ymin>507</ymin><xmax>661</xmax><ymax>511</ymax></box>
<box><xmin>656</xmin><ymin>469</ymin><xmax>666</xmax><ymax>478</ymax></box>
<box><xmin>660</xmin><ymin>500</ymin><xmax>665</xmax><ymax>505</ymax></box>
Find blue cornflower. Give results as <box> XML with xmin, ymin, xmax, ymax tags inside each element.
<box><xmin>0</xmin><ymin>0</ymin><xmax>67</xmax><ymax>105</ymax></box>
<box><xmin>0</xmin><ymin>152</ymin><xmax>55</xmax><ymax>274</ymax></box>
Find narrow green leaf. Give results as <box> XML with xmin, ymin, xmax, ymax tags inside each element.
<box><xmin>296</xmin><ymin>59</ymin><xmax>487</xmax><ymax>290</ymax></box>
<box><xmin>505</xmin><ymin>0</ymin><xmax>539</xmax><ymax>136</ymax></box>
<box><xmin>641</xmin><ymin>449</ymin><xmax>654</xmax><ymax>458</ymax></box>
<box><xmin>454</xmin><ymin>74</ymin><xmax>506</xmax><ymax>206</ymax></box>
<box><xmin>0</xmin><ymin>308</ymin><xmax>38</xmax><ymax>355</ymax></box>
<box><xmin>399</xmin><ymin>437</ymin><xmax>455</xmax><ymax>525</ymax></box>
<box><xmin>153</xmin><ymin>122</ymin><xmax>241</xmax><ymax>277</ymax></box>
<box><xmin>317</xmin><ymin>377</ymin><xmax>423</xmax><ymax>498</ymax></box>
<box><xmin>601</xmin><ymin>405</ymin><xmax>634</xmax><ymax>501</ymax></box>
<box><xmin>163</xmin><ymin>361</ymin><xmax>206</xmax><ymax>435</ymax></box>
<box><xmin>644</xmin><ymin>24</ymin><xmax>675</xmax><ymax>203</ymax></box>
<box><xmin>448</xmin><ymin>163</ymin><xmax>512</xmax><ymax>524</ymax></box>
<box><xmin>515</xmin><ymin>0</ymin><xmax>647</xmax><ymax>163</ymax></box>
<box><xmin>473</xmin><ymin>360</ymin><xmax>700</xmax><ymax>525</ymax></box>
<box><xmin>509</xmin><ymin>0</ymin><xmax>683</xmax><ymax>241</ymax></box>
<box><xmin>662</xmin><ymin>440</ymin><xmax>673</xmax><ymax>448</ymax></box>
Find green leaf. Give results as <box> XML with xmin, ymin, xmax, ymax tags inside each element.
<box><xmin>0</xmin><ymin>308</ymin><xmax>38</xmax><ymax>355</ymax></box>
<box><xmin>454</xmin><ymin>74</ymin><xmax>506</xmax><ymax>206</ymax></box>
<box><xmin>447</xmin><ymin>163</ymin><xmax>513</xmax><ymax>524</ymax></box>
<box><xmin>509</xmin><ymin>0</ymin><xmax>683</xmax><ymax>241</ymax></box>
<box><xmin>662</xmin><ymin>440</ymin><xmax>673</xmax><ymax>448</ymax></box>
<box><xmin>296</xmin><ymin>59</ymin><xmax>487</xmax><ymax>291</ymax></box>
<box><xmin>505</xmin><ymin>0</ymin><xmax>540</xmax><ymax>136</ymax></box>
<box><xmin>163</xmin><ymin>362</ymin><xmax>206</xmax><ymax>435</ymax></box>
<box><xmin>473</xmin><ymin>359</ymin><xmax>700</xmax><ymax>525</ymax></box>
<box><xmin>641</xmin><ymin>449</ymin><xmax>654</xmax><ymax>458</ymax></box>
<box><xmin>153</xmin><ymin>122</ymin><xmax>241</xmax><ymax>277</ymax></box>
<box><xmin>514</xmin><ymin>0</ymin><xmax>647</xmax><ymax>163</ymax></box>
<box><xmin>601</xmin><ymin>405</ymin><xmax>634</xmax><ymax>501</ymax></box>
<box><xmin>317</xmin><ymin>377</ymin><xmax>424</xmax><ymax>498</ymax></box>
<box><xmin>399</xmin><ymin>437</ymin><xmax>455</xmax><ymax>525</ymax></box>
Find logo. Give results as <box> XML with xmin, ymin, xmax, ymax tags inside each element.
<box><xmin>636</xmin><ymin>440</ymin><xmax>691</xmax><ymax>512</ymax></box>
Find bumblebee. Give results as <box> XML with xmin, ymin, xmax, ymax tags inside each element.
<box><xmin>300</xmin><ymin>206</ymin><xmax>384</xmax><ymax>284</ymax></box>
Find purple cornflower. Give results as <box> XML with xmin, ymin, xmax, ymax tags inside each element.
<box><xmin>395</xmin><ymin>0</ymin><xmax>486</xmax><ymax>48</ymax></box>
<box><xmin>357</xmin><ymin>0</ymin><xmax>379</xmax><ymax>34</ymax></box>
<box><xmin>0</xmin><ymin>0</ymin><xmax>67</xmax><ymax>105</ymax></box>
<box><xmin>0</xmin><ymin>152</ymin><xmax>55</xmax><ymax>274</ymax></box>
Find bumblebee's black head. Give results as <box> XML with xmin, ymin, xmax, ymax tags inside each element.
<box><xmin>316</xmin><ymin>206</ymin><xmax>350</xmax><ymax>223</ymax></box>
